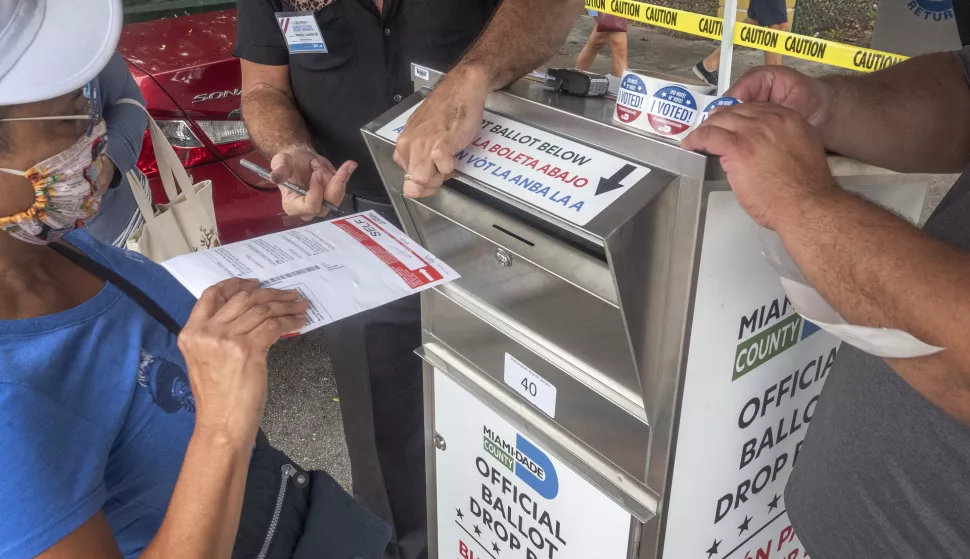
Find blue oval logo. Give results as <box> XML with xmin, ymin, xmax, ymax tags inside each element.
<box><xmin>514</xmin><ymin>434</ymin><xmax>559</xmax><ymax>499</ymax></box>
<box><xmin>909</xmin><ymin>0</ymin><xmax>953</xmax><ymax>21</ymax></box>
<box><xmin>621</xmin><ymin>73</ymin><xmax>647</xmax><ymax>94</ymax></box>
<box><xmin>914</xmin><ymin>0</ymin><xmax>952</xmax><ymax>12</ymax></box>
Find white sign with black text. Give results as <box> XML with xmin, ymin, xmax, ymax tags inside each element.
<box><xmin>661</xmin><ymin>192</ymin><xmax>840</xmax><ymax>559</ymax></box>
<box><xmin>377</xmin><ymin>103</ymin><xmax>650</xmax><ymax>226</ymax></box>
<box><xmin>504</xmin><ymin>353</ymin><xmax>557</xmax><ymax>418</ymax></box>
<box><xmin>433</xmin><ymin>369</ymin><xmax>631</xmax><ymax>559</ymax></box>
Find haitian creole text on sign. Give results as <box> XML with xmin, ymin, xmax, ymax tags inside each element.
<box><xmin>377</xmin><ymin>104</ymin><xmax>650</xmax><ymax>226</ymax></box>
<box><xmin>660</xmin><ymin>192</ymin><xmax>838</xmax><ymax>559</ymax></box>
<box><xmin>433</xmin><ymin>369</ymin><xmax>631</xmax><ymax>559</ymax></box>
<box><xmin>615</xmin><ymin>70</ymin><xmax>741</xmax><ymax>140</ymax></box>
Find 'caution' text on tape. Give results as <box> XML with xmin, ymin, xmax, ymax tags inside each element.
<box><xmin>733</xmin><ymin>23</ymin><xmax>907</xmax><ymax>72</ymax></box>
<box><xmin>584</xmin><ymin>0</ymin><xmax>908</xmax><ymax>73</ymax></box>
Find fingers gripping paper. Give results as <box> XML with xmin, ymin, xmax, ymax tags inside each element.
<box><xmin>758</xmin><ymin>227</ymin><xmax>942</xmax><ymax>358</ymax></box>
<box><xmin>161</xmin><ymin>211</ymin><xmax>460</xmax><ymax>333</ymax></box>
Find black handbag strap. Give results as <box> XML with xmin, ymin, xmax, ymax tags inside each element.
<box><xmin>51</xmin><ymin>243</ymin><xmax>183</xmax><ymax>336</ymax></box>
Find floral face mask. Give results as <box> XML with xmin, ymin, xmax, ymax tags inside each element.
<box><xmin>0</xmin><ymin>81</ymin><xmax>109</xmax><ymax>245</ymax></box>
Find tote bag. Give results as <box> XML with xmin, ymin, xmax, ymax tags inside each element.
<box><xmin>115</xmin><ymin>98</ymin><xmax>220</xmax><ymax>262</ymax></box>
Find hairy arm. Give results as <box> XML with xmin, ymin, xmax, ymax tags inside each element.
<box><xmin>395</xmin><ymin>0</ymin><xmax>585</xmax><ymax>197</ymax></box>
<box><xmin>454</xmin><ymin>0</ymin><xmax>586</xmax><ymax>91</ymax></box>
<box><xmin>240</xmin><ymin>60</ymin><xmax>312</xmax><ymax>156</ymax></box>
<box><xmin>817</xmin><ymin>52</ymin><xmax>970</xmax><ymax>172</ymax></box>
<box><xmin>239</xmin><ymin>59</ymin><xmax>351</xmax><ymax>219</ymax></box>
<box><xmin>778</xmin><ymin>189</ymin><xmax>970</xmax><ymax>423</ymax></box>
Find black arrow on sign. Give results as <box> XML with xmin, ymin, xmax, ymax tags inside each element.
<box><xmin>596</xmin><ymin>164</ymin><xmax>637</xmax><ymax>195</ymax></box>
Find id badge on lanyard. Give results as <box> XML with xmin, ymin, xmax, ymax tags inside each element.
<box><xmin>276</xmin><ymin>12</ymin><xmax>328</xmax><ymax>54</ymax></box>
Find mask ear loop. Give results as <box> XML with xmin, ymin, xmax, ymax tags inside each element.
<box><xmin>0</xmin><ymin>165</ymin><xmax>52</xmax><ymax>226</ymax></box>
<box><xmin>0</xmin><ymin>115</ymin><xmax>97</xmax><ymax>176</ymax></box>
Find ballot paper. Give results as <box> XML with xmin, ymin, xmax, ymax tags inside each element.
<box><xmin>162</xmin><ymin>211</ymin><xmax>460</xmax><ymax>333</ymax></box>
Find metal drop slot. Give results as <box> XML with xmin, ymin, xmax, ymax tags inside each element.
<box><xmin>491</xmin><ymin>224</ymin><xmax>535</xmax><ymax>247</ymax></box>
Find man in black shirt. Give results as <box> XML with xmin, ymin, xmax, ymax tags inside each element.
<box><xmin>233</xmin><ymin>2</ymin><xmax>583</xmax><ymax>558</ymax></box>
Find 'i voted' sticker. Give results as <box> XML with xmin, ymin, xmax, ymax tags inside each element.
<box><xmin>615</xmin><ymin>73</ymin><xmax>648</xmax><ymax>124</ymax></box>
<box><xmin>613</xmin><ymin>70</ymin><xmax>742</xmax><ymax>141</ymax></box>
<box><xmin>647</xmin><ymin>85</ymin><xmax>698</xmax><ymax>139</ymax></box>
<box><xmin>276</xmin><ymin>12</ymin><xmax>328</xmax><ymax>54</ymax></box>
<box><xmin>701</xmin><ymin>96</ymin><xmax>741</xmax><ymax>122</ymax></box>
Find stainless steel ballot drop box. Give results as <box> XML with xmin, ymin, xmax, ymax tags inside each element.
<box><xmin>362</xmin><ymin>66</ymin><xmax>928</xmax><ymax>559</ymax></box>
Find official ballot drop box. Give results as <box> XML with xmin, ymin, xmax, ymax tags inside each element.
<box><xmin>362</xmin><ymin>66</ymin><xmax>929</xmax><ymax>559</ymax></box>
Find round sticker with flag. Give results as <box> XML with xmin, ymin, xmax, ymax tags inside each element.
<box><xmin>701</xmin><ymin>96</ymin><xmax>741</xmax><ymax>122</ymax></box>
<box><xmin>616</xmin><ymin>73</ymin><xmax>648</xmax><ymax>124</ymax></box>
<box><xmin>647</xmin><ymin>85</ymin><xmax>698</xmax><ymax>136</ymax></box>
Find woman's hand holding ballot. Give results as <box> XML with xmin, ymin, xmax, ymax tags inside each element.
<box><xmin>178</xmin><ymin>279</ymin><xmax>308</xmax><ymax>444</ymax></box>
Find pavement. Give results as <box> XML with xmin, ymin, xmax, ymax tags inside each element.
<box><xmin>262</xmin><ymin>329</ymin><xmax>352</xmax><ymax>488</ymax></box>
<box><xmin>259</xmin><ymin>15</ymin><xmax>957</xmax><ymax>492</ymax></box>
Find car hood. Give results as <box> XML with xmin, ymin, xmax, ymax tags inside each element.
<box><xmin>119</xmin><ymin>9</ymin><xmax>239</xmax><ymax>76</ymax></box>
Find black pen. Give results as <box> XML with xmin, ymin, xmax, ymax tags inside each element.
<box><xmin>240</xmin><ymin>158</ymin><xmax>345</xmax><ymax>215</ymax></box>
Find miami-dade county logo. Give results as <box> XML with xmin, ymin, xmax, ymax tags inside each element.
<box><xmin>647</xmin><ymin>86</ymin><xmax>697</xmax><ymax>136</ymax></box>
<box><xmin>483</xmin><ymin>426</ymin><xmax>560</xmax><ymax>499</ymax></box>
<box><xmin>701</xmin><ymin>96</ymin><xmax>740</xmax><ymax>122</ymax></box>
<box><xmin>908</xmin><ymin>0</ymin><xmax>953</xmax><ymax>21</ymax></box>
<box><xmin>616</xmin><ymin>73</ymin><xmax>647</xmax><ymax>123</ymax></box>
<box><xmin>733</xmin><ymin>296</ymin><xmax>821</xmax><ymax>380</ymax></box>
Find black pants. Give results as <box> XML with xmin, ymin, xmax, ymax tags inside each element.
<box><xmin>324</xmin><ymin>195</ymin><xmax>427</xmax><ymax>559</ymax></box>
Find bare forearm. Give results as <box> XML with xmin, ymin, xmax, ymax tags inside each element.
<box><xmin>456</xmin><ymin>0</ymin><xmax>585</xmax><ymax>91</ymax></box>
<box><xmin>818</xmin><ymin>52</ymin><xmax>970</xmax><ymax>172</ymax></box>
<box><xmin>778</xmin><ymin>190</ymin><xmax>970</xmax><ymax>371</ymax></box>
<box><xmin>242</xmin><ymin>85</ymin><xmax>312</xmax><ymax>156</ymax></box>
<box><xmin>141</xmin><ymin>429</ymin><xmax>252</xmax><ymax>559</ymax></box>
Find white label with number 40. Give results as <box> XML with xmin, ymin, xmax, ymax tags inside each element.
<box><xmin>504</xmin><ymin>353</ymin><xmax>557</xmax><ymax>418</ymax></box>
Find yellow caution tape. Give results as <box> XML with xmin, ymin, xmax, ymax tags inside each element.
<box><xmin>586</xmin><ymin>0</ymin><xmax>722</xmax><ymax>40</ymax></box>
<box><xmin>584</xmin><ymin>0</ymin><xmax>908</xmax><ymax>72</ymax></box>
<box><xmin>732</xmin><ymin>23</ymin><xmax>907</xmax><ymax>71</ymax></box>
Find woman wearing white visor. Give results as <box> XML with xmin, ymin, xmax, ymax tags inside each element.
<box><xmin>0</xmin><ymin>2</ymin><xmax>382</xmax><ymax>558</ymax></box>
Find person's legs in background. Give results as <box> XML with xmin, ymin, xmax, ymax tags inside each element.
<box><xmin>578</xmin><ymin>12</ymin><xmax>628</xmax><ymax>77</ymax></box>
<box><xmin>320</xmin><ymin>197</ymin><xmax>427</xmax><ymax>559</ymax></box>
<box><xmin>325</xmin><ymin>295</ymin><xmax>426</xmax><ymax>559</ymax></box>
<box><xmin>763</xmin><ymin>21</ymin><xmax>790</xmax><ymax>65</ymax></box>
<box><xmin>607</xmin><ymin>30</ymin><xmax>628</xmax><ymax>77</ymax></box>
<box><xmin>576</xmin><ymin>30</ymin><xmax>609</xmax><ymax>70</ymax></box>
<box><xmin>694</xmin><ymin>0</ymin><xmax>789</xmax><ymax>85</ymax></box>
<box><xmin>693</xmin><ymin>18</ymin><xmax>757</xmax><ymax>86</ymax></box>
<box><xmin>749</xmin><ymin>0</ymin><xmax>789</xmax><ymax>65</ymax></box>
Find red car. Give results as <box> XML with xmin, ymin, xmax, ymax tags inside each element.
<box><xmin>119</xmin><ymin>1</ymin><xmax>284</xmax><ymax>243</ymax></box>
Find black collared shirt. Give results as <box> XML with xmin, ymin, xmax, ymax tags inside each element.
<box><xmin>235</xmin><ymin>0</ymin><xmax>500</xmax><ymax>201</ymax></box>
